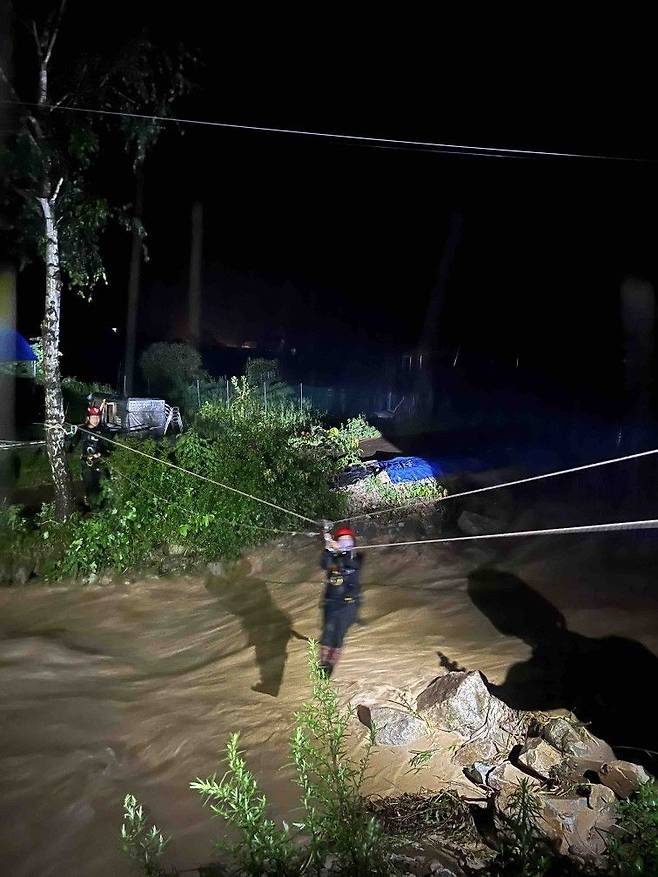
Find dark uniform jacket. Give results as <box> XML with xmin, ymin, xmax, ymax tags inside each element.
<box><xmin>321</xmin><ymin>549</ymin><xmax>362</xmax><ymax>605</ymax></box>
<box><xmin>72</xmin><ymin>425</ymin><xmax>107</xmax><ymax>470</ymax></box>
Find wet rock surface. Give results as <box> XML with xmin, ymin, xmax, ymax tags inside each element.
<box><xmin>350</xmin><ymin>670</ymin><xmax>655</xmax><ymax>868</ymax></box>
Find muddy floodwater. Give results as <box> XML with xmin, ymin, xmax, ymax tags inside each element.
<box><xmin>2</xmin><ymin>475</ymin><xmax>658</xmax><ymax>876</ymax></box>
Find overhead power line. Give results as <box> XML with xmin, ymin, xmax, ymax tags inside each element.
<box><xmin>1</xmin><ymin>99</ymin><xmax>653</xmax><ymax>163</ymax></box>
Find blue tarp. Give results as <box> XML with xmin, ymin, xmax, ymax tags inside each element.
<box><xmin>0</xmin><ymin>327</ymin><xmax>37</xmax><ymax>363</ymax></box>
<box><xmin>379</xmin><ymin>456</ymin><xmax>447</xmax><ymax>483</ymax></box>
<box><xmin>379</xmin><ymin>450</ymin><xmax>559</xmax><ymax>481</ymax></box>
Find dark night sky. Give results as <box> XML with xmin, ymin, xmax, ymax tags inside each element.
<box><xmin>7</xmin><ymin>3</ymin><xmax>658</xmax><ymax>396</ymax></box>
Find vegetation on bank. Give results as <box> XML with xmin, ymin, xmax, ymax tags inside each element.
<box><xmin>1</xmin><ymin>370</ymin><xmax>386</xmax><ymax>581</ymax></box>
<box><xmin>1</xmin><ymin>348</ymin><xmax>451</xmax><ymax>582</ymax></box>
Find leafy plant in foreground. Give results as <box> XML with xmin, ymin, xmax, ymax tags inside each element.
<box><xmin>189</xmin><ymin>641</ymin><xmax>399</xmax><ymax>876</ymax></box>
<box><xmin>290</xmin><ymin>640</ymin><xmax>398</xmax><ymax>876</ymax></box>
<box><xmin>606</xmin><ymin>779</ymin><xmax>658</xmax><ymax>876</ymax></box>
<box><xmin>191</xmin><ymin>732</ymin><xmax>297</xmax><ymax>876</ymax></box>
<box><xmin>121</xmin><ymin>793</ymin><xmax>170</xmax><ymax>877</ymax></box>
<box><xmin>480</xmin><ymin>779</ymin><xmax>588</xmax><ymax>877</ymax></box>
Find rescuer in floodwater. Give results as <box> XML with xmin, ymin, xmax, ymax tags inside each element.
<box><xmin>318</xmin><ymin>524</ymin><xmax>362</xmax><ymax>677</ymax></box>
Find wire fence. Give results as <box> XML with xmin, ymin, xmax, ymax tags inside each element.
<box><xmin>186</xmin><ymin>379</ymin><xmax>415</xmax><ymax>421</ymax></box>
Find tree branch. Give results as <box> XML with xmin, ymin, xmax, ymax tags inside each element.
<box><xmin>52</xmin><ymin>177</ymin><xmax>64</xmax><ymax>203</ymax></box>
<box><xmin>44</xmin><ymin>0</ymin><xmax>68</xmax><ymax>67</ymax></box>
<box><xmin>31</xmin><ymin>20</ymin><xmax>42</xmax><ymax>59</ymax></box>
<box><xmin>50</xmin><ymin>92</ymin><xmax>72</xmax><ymax>109</ymax></box>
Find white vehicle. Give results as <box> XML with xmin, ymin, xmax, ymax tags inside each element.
<box><xmin>89</xmin><ymin>395</ymin><xmax>183</xmax><ymax>437</ymax></box>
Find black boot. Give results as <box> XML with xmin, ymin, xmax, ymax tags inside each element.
<box><xmin>319</xmin><ymin>663</ymin><xmax>334</xmax><ymax>679</ymax></box>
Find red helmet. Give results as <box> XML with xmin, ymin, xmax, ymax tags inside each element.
<box><xmin>334</xmin><ymin>527</ymin><xmax>355</xmax><ymax>540</ymax></box>
<box><xmin>87</xmin><ymin>406</ymin><xmax>101</xmax><ymax>416</ymax></box>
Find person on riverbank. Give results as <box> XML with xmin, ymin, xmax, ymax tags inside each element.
<box><xmin>77</xmin><ymin>400</ymin><xmax>107</xmax><ymax>507</ymax></box>
<box><xmin>319</xmin><ymin>525</ymin><xmax>362</xmax><ymax>678</ymax></box>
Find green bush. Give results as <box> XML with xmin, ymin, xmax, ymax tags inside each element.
<box><xmin>288</xmin><ymin>416</ymin><xmax>381</xmax><ymax>470</ymax></box>
<box><xmin>342</xmin><ymin>474</ymin><xmax>448</xmax><ymax>517</ymax></box>
<box><xmin>340</xmin><ymin>415</ymin><xmax>381</xmax><ymax>442</ymax></box>
<box><xmin>289</xmin><ymin>641</ymin><xmax>398</xmax><ymax>876</ymax></box>
<box><xmin>245</xmin><ymin>357</ymin><xmax>293</xmax><ymax>405</ymax></box>
<box><xmin>121</xmin><ymin>794</ymin><xmax>170</xmax><ymax>877</ymax></box>
<box><xmin>0</xmin><ymin>502</ymin><xmax>29</xmax><ymax>561</ymax></box>
<box><xmin>50</xmin><ymin>382</ymin><xmax>347</xmax><ymax>577</ymax></box>
<box><xmin>196</xmin><ymin>377</ymin><xmax>316</xmax><ymax>438</ymax></box>
<box><xmin>0</xmin><ymin>501</ymin><xmax>67</xmax><ymax>581</ymax></box>
<box><xmin>180</xmin><ymin>372</ymin><xmax>229</xmax><ymax>417</ymax></box>
<box><xmin>607</xmin><ymin>779</ymin><xmax>658</xmax><ymax>875</ymax></box>
<box><xmin>189</xmin><ymin>641</ymin><xmax>399</xmax><ymax>876</ymax></box>
<box><xmin>191</xmin><ymin>732</ymin><xmax>298</xmax><ymax>876</ymax></box>
<box><xmin>245</xmin><ymin>357</ymin><xmax>281</xmax><ymax>385</ymax></box>
<box><xmin>196</xmin><ymin>381</ymin><xmax>382</xmax><ymax>472</ymax></box>
<box><xmin>6</xmin><ymin>377</ymin><xmax>382</xmax><ymax>580</ymax></box>
<box><xmin>0</xmin><ymin>502</ymin><xmax>28</xmax><ymax>537</ymax></box>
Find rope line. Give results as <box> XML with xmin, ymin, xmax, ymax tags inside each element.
<box><xmin>39</xmin><ymin>425</ymin><xmax>658</xmax><ymax>550</ymax></box>
<box><xmin>69</xmin><ymin>425</ymin><xmax>322</xmax><ymax>528</ymax></box>
<box><xmin>357</xmin><ymin>518</ymin><xmax>658</xmax><ymax>550</ymax></box>
<box><xmin>334</xmin><ymin>445</ymin><xmax>658</xmax><ymax>525</ymax></box>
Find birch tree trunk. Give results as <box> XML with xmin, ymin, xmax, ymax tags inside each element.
<box><xmin>33</xmin><ymin>6</ymin><xmax>73</xmax><ymax>518</ymax></box>
<box><xmin>39</xmin><ymin>189</ymin><xmax>74</xmax><ymax>519</ymax></box>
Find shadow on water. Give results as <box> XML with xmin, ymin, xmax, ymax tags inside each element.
<box><xmin>466</xmin><ymin>567</ymin><xmax>658</xmax><ymax>773</ymax></box>
<box><xmin>205</xmin><ymin>570</ymin><xmax>307</xmax><ymax>698</ymax></box>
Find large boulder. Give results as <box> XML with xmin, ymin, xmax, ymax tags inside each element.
<box><xmin>356</xmin><ymin>704</ymin><xmax>427</xmax><ymax>746</ymax></box>
<box><xmin>539</xmin><ymin>791</ymin><xmax>616</xmax><ymax>861</ymax></box>
<box><xmin>517</xmin><ymin>738</ymin><xmax>564</xmax><ymax>781</ymax></box>
<box><xmin>540</xmin><ymin>796</ymin><xmax>594</xmax><ymax>856</ymax></box>
<box><xmin>598</xmin><ymin>760</ymin><xmax>652</xmax><ymax>799</ymax></box>
<box><xmin>541</xmin><ymin>717</ymin><xmax>615</xmax><ymax>768</ymax></box>
<box><xmin>486</xmin><ymin>761</ymin><xmax>540</xmax><ymax>793</ymax></box>
<box><xmin>587</xmin><ymin>783</ymin><xmax>617</xmax><ymax>815</ymax></box>
<box><xmin>417</xmin><ymin>671</ymin><xmax>526</xmax><ymax>763</ymax></box>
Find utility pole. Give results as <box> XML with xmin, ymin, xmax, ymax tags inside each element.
<box><xmin>189</xmin><ymin>200</ymin><xmax>203</xmax><ymax>347</ymax></box>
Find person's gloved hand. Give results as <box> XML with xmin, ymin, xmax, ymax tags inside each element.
<box><xmin>323</xmin><ymin>523</ymin><xmax>338</xmax><ymax>552</ymax></box>
<box><xmin>324</xmin><ymin>536</ymin><xmax>339</xmax><ymax>552</ymax></box>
